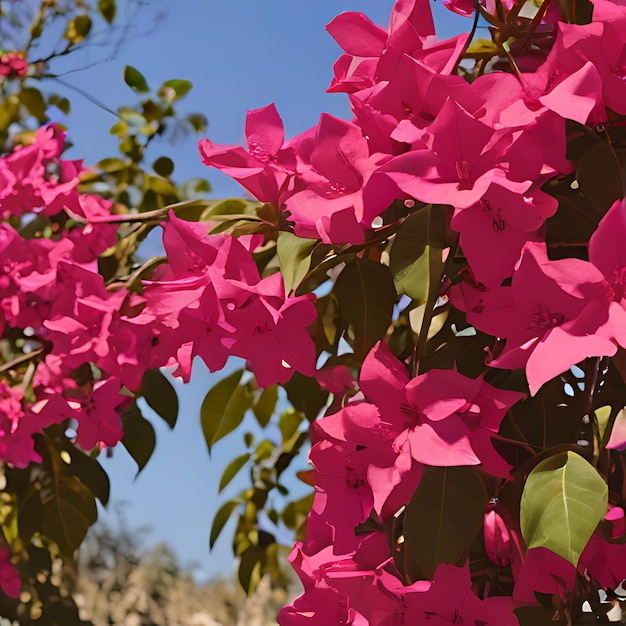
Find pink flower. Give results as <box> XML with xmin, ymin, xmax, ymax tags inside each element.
<box><xmin>284</xmin><ymin>114</ymin><xmax>392</xmax><ymax>244</ymax></box>
<box><xmin>198</xmin><ymin>103</ymin><xmax>294</xmax><ymax>204</ymax></box>
<box><xmin>443</xmin><ymin>0</ymin><xmax>476</xmax><ymax>17</ymax></box>
<box><xmin>377</xmin><ymin>99</ymin><xmax>529</xmax><ymax>211</ymax></box>
<box><xmin>0</xmin><ymin>51</ymin><xmax>27</xmax><ymax>79</ymax></box>
<box><xmin>0</xmin><ymin>549</ymin><xmax>20</xmax><ymax>599</ymax></box>
<box><xmin>450</xmin><ymin>242</ymin><xmax>612</xmax><ymax>395</ymax></box>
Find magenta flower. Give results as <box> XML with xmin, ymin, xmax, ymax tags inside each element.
<box><xmin>451</xmin><ymin>242</ymin><xmax>611</xmax><ymax>395</ymax></box>
<box><xmin>199</xmin><ymin>103</ymin><xmax>294</xmax><ymax>204</ymax></box>
<box><xmin>451</xmin><ymin>184</ymin><xmax>558</xmax><ymax>287</ymax></box>
<box><xmin>378</xmin><ymin>99</ymin><xmax>529</xmax><ymax>210</ymax></box>
<box><xmin>284</xmin><ymin>114</ymin><xmax>391</xmax><ymax>244</ymax></box>
<box><xmin>356</xmin><ymin>342</ymin><xmax>523</xmax><ymax>479</ymax></box>
<box><xmin>443</xmin><ymin>0</ymin><xmax>476</xmax><ymax>17</ymax></box>
<box><xmin>0</xmin><ymin>550</ymin><xmax>20</xmax><ymax>599</ymax></box>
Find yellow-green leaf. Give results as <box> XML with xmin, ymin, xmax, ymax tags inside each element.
<box><xmin>520</xmin><ymin>451</ymin><xmax>608</xmax><ymax>566</ymax></box>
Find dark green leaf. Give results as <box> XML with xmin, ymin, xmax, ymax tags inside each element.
<box><xmin>276</xmin><ymin>232</ymin><xmax>317</xmax><ymax>294</ymax></box>
<box><xmin>47</xmin><ymin>434</ymin><xmax>110</xmax><ymax>506</ymax></box>
<box><xmin>152</xmin><ymin>156</ymin><xmax>174</xmax><ymax>178</ymax></box>
<box><xmin>334</xmin><ymin>257</ymin><xmax>397</xmax><ymax>352</ymax></box>
<box><xmin>577</xmin><ymin>141</ymin><xmax>624</xmax><ymax>216</ymax></box>
<box><xmin>124</xmin><ymin>65</ymin><xmax>150</xmax><ymax>93</ymax></box>
<box><xmin>253</xmin><ymin>385</ymin><xmax>278</xmax><ymax>428</ymax></box>
<box><xmin>283</xmin><ymin>372</ymin><xmax>328</xmax><ymax>422</ymax></box>
<box><xmin>37</xmin><ymin>436</ymin><xmax>98</xmax><ymax>556</ymax></box>
<box><xmin>404</xmin><ymin>466</ymin><xmax>488</xmax><ymax>579</ymax></box>
<box><xmin>210</xmin><ymin>499</ymin><xmax>240</xmax><ymax>549</ymax></box>
<box><xmin>238</xmin><ymin>545</ymin><xmax>265</xmax><ymax>595</ymax></box>
<box><xmin>520</xmin><ymin>451</ymin><xmax>607</xmax><ymax>565</ymax></box>
<box><xmin>98</xmin><ymin>0</ymin><xmax>116</xmax><ymax>23</ymax></box>
<box><xmin>219</xmin><ymin>453</ymin><xmax>251</xmax><ymax>493</ymax></box>
<box><xmin>141</xmin><ymin>368</ymin><xmax>178</xmax><ymax>429</ymax></box>
<box><xmin>201</xmin><ymin>370</ymin><xmax>253</xmax><ymax>453</ymax></box>
<box><xmin>121</xmin><ymin>401</ymin><xmax>156</xmax><ymax>474</ymax></box>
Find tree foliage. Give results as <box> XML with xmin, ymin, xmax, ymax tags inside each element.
<box><xmin>1</xmin><ymin>0</ymin><xmax>626</xmax><ymax>624</ymax></box>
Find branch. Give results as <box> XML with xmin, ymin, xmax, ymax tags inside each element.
<box><xmin>0</xmin><ymin>348</ymin><xmax>44</xmax><ymax>374</ymax></box>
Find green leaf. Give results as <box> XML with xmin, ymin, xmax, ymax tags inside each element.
<box><xmin>109</xmin><ymin>119</ymin><xmax>128</xmax><ymax>137</ymax></box>
<box><xmin>47</xmin><ymin>433</ymin><xmax>110</xmax><ymax>506</ymax></box>
<box><xmin>124</xmin><ymin>65</ymin><xmax>150</xmax><ymax>93</ymax></box>
<box><xmin>283</xmin><ymin>372</ymin><xmax>328</xmax><ymax>422</ymax></box>
<box><xmin>121</xmin><ymin>401</ymin><xmax>156</xmax><ymax>474</ymax></box>
<box><xmin>152</xmin><ymin>156</ymin><xmax>174</xmax><ymax>178</ymax></box>
<box><xmin>210</xmin><ymin>499</ymin><xmax>240</xmax><ymax>549</ymax></box>
<box><xmin>404</xmin><ymin>466</ymin><xmax>488</xmax><ymax>579</ymax></box>
<box><xmin>576</xmin><ymin>141</ymin><xmax>623</xmax><ymax>216</ymax></box>
<box><xmin>37</xmin><ymin>436</ymin><xmax>98</xmax><ymax>556</ymax></box>
<box><xmin>394</xmin><ymin>246</ymin><xmax>429</xmax><ymax>302</ymax></box>
<box><xmin>201</xmin><ymin>370</ymin><xmax>253</xmax><ymax>453</ymax></box>
<box><xmin>219</xmin><ymin>453</ymin><xmax>251</xmax><ymax>493</ymax></box>
<box><xmin>48</xmin><ymin>94</ymin><xmax>70</xmax><ymax>115</ymax></box>
<box><xmin>279</xmin><ymin>408</ymin><xmax>303</xmax><ymax>443</ymax></box>
<box><xmin>255</xmin><ymin>439</ymin><xmax>274</xmax><ymax>463</ymax></box>
<box><xmin>595</xmin><ymin>405</ymin><xmax>612</xmax><ymax>445</ymax></box>
<box><xmin>238</xmin><ymin>545</ymin><xmax>264</xmax><ymax>595</ymax></box>
<box><xmin>334</xmin><ymin>257</ymin><xmax>397</xmax><ymax>352</ymax></box>
<box><xmin>187</xmin><ymin>113</ymin><xmax>208</xmax><ymax>132</ymax></box>
<box><xmin>520</xmin><ymin>450</ymin><xmax>608</xmax><ymax>566</ymax></box>
<box><xmin>253</xmin><ymin>385</ymin><xmax>278</xmax><ymax>428</ymax></box>
<box><xmin>97</xmin><ymin>157</ymin><xmax>125</xmax><ymax>173</ymax></box>
<box><xmin>160</xmin><ymin>79</ymin><xmax>193</xmax><ymax>102</ymax></box>
<box><xmin>18</xmin><ymin>87</ymin><xmax>47</xmax><ymax>121</ymax></box>
<box><xmin>98</xmin><ymin>0</ymin><xmax>116</xmax><ymax>23</ymax></box>
<box><xmin>141</xmin><ymin>368</ymin><xmax>178</xmax><ymax>429</ymax></box>
<box><xmin>65</xmin><ymin>14</ymin><xmax>92</xmax><ymax>43</ymax></box>
<box><xmin>276</xmin><ymin>232</ymin><xmax>317</xmax><ymax>294</ymax></box>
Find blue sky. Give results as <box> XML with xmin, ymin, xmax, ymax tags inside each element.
<box><xmin>52</xmin><ymin>0</ymin><xmax>468</xmax><ymax>581</ymax></box>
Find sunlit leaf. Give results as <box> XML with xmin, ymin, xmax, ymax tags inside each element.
<box><xmin>277</xmin><ymin>232</ymin><xmax>317</xmax><ymax>294</ymax></box>
<box><xmin>201</xmin><ymin>370</ymin><xmax>253</xmax><ymax>453</ymax></box>
<box><xmin>520</xmin><ymin>451</ymin><xmax>607</xmax><ymax>565</ymax></box>
<box><xmin>210</xmin><ymin>499</ymin><xmax>240</xmax><ymax>549</ymax></box>
<box><xmin>279</xmin><ymin>408</ymin><xmax>302</xmax><ymax>443</ymax></box>
<box><xmin>219</xmin><ymin>453</ymin><xmax>251</xmax><ymax>493</ymax></box>
<box><xmin>253</xmin><ymin>385</ymin><xmax>278</xmax><ymax>428</ymax></box>
<box><xmin>160</xmin><ymin>79</ymin><xmax>193</xmax><ymax>102</ymax></box>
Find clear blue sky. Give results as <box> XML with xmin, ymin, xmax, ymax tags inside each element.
<box><xmin>51</xmin><ymin>0</ymin><xmax>467</xmax><ymax>581</ymax></box>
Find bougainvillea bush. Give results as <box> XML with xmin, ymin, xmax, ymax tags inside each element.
<box><xmin>2</xmin><ymin>0</ymin><xmax>626</xmax><ymax>623</ymax></box>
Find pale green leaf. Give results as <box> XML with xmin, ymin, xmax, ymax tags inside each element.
<box><xmin>520</xmin><ymin>451</ymin><xmax>608</xmax><ymax>566</ymax></box>
<box><xmin>276</xmin><ymin>232</ymin><xmax>317</xmax><ymax>294</ymax></box>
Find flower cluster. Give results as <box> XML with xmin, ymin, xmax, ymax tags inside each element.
<box><xmin>141</xmin><ymin>212</ymin><xmax>317</xmax><ymax>387</ymax></box>
<box><xmin>195</xmin><ymin>0</ymin><xmax>626</xmax><ymax>621</ymax></box>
